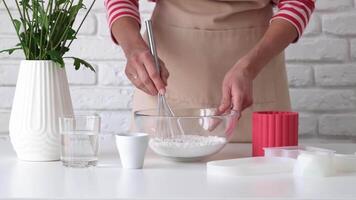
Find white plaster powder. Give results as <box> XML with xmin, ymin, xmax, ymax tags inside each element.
<box><xmin>149</xmin><ymin>135</ymin><xmax>227</xmax><ymax>158</ymax></box>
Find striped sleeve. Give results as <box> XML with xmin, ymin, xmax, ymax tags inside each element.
<box><xmin>271</xmin><ymin>0</ymin><xmax>316</xmax><ymax>42</ymax></box>
<box><xmin>104</xmin><ymin>0</ymin><xmax>141</xmax><ymax>44</ymax></box>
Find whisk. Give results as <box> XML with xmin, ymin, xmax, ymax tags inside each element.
<box><xmin>145</xmin><ymin>20</ymin><xmax>184</xmax><ymax>138</ymax></box>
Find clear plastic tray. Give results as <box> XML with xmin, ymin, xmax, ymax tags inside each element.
<box><xmin>334</xmin><ymin>154</ymin><xmax>356</xmax><ymax>172</ymax></box>
<box><xmin>294</xmin><ymin>149</ymin><xmax>335</xmax><ymax>177</ymax></box>
<box><xmin>207</xmin><ymin>157</ymin><xmax>296</xmax><ymax>176</ymax></box>
<box><xmin>264</xmin><ymin>146</ymin><xmax>337</xmax><ymax>177</ymax></box>
<box><xmin>263</xmin><ymin>146</ymin><xmax>335</xmax><ymax>159</ymax></box>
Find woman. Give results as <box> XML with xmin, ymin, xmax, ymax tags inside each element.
<box><xmin>105</xmin><ymin>0</ymin><xmax>315</xmax><ymax>142</ymax></box>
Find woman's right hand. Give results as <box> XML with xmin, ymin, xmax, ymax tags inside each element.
<box><xmin>124</xmin><ymin>47</ymin><xmax>169</xmax><ymax>96</ymax></box>
<box><xmin>111</xmin><ymin>17</ymin><xmax>169</xmax><ymax>96</ymax></box>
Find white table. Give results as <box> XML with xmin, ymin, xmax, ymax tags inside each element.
<box><xmin>1</xmin><ymin>136</ymin><xmax>356</xmax><ymax>200</ymax></box>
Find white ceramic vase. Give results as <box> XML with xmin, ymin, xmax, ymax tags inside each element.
<box><xmin>9</xmin><ymin>60</ymin><xmax>73</xmax><ymax>161</ymax></box>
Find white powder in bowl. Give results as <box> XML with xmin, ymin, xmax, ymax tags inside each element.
<box><xmin>149</xmin><ymin>135</ymin><xmax>227</xmax><ymax>159</ymax></box>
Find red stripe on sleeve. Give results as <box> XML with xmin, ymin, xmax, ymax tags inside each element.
<box><xmin>272</xmin><ymin>0</ymin><xmax>315</xmax><ymax>42</ymax></box>
<box><xmin>108</xmin><ymin>0</ymin><xmax>138</xmax><ymax>10</ymax></box>
<box><xmin>106</xmin><ymin>0</ymin><xmax>138</xmax><ymax>8</ymax></box>
<box><xmin>286</xmin><ymin>2</ymin><xmax>311</xmax><ymax>20</ymax></box>
<box><xmin>108</xmin><ymin>5</ymin><xmax>139</xmax><ymax>18</ymax></box>
<box><xmin>109</xmin><ymin>11</ymin><xmax>141</xmax><ymax>26</ymax></box>
<box><xmin>272</xmin><ymin>13</ymin><xmax>303</xmax><ymax>36</ymax></box>
<box><xmin>280</xmin><ymin>0</ymin><xmax>315</xmax><ymax>10</ymax></box>
<box><xmin>128</xmin><ymin>0</ymin><xmax>139</xmax><ymax>7</ymax></box>
<box><xmin>105</xmin><ymin>0</ymin><xmax>141</xmax><ymax>44</ymax></box>
<box><xmin>281</xmin><ymin>6</ymin><xmax>307</xmax><ymax>26</ymax></box>
<box><xmin>297</xmin><ymin>0</ymin><xmax>315</xmax><ymax>10</ymax></box>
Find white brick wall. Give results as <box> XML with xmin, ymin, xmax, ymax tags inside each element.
<box><xmin>1</xmin><ymin>1</ymin><xmax>356</xmax><ymax>139</ymax></box>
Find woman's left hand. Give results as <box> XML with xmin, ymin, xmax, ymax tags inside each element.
<box><xmin>215</xmin><ymin>59</ymin><xmax>254</xmax><ymax>135</ymax></box>
<box><xmin>214</xmin><ymin>19</ymin><xmax>299</xmax><ymax>135</ymax></box>
<box><xmin>216</xmin><ymin>19</ymin><xmax>298</xmax><ymax>115</ymax></box>
<box><xmin>218</xmin><ymin>59</ymin><xmax>253</xmax><ymax>118</ymax></box>
<box><xmin>218</xmin><ymin>59</ymin><xmax>254</xmax><ymax>114</ymax></box>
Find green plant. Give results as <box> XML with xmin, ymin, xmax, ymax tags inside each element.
<box><xmin>0</xmin><ymin>0</ymin><xmax>96</xmax><ymax>71</ymax></box>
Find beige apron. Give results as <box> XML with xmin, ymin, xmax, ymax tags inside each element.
<box><xmin>132</xmin><ymin>0</ymin><xmax>291</xmax><ymax>142</ymax></box>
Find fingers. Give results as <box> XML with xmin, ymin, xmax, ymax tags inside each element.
<box><xmin>243</xmin><ymin>96</ymin><xmax>253</xmax><ymax>109</ymax></box>
<box><xmin>142</xmin><ymin>52</ymin><xmax>167</xmax><ymax>94</ymax></box>
<box><xmin>224</xmin><ymin>91</ymin><xmax>241</xmax><ymax>138</ymax></box>
<box><xmin>125</xmin><ymin>48</ymin><xmax>170</xmax><ymax>96</ymax></box>
<box><xmin>125</xmin><ymin>49</ymin><xmax>170</xmax><ymax>96</ymax></box>
<box><xmin>223</xmin><ymin>84</ymin><xmax>244</xmax><ymax>138</ymax></box>
<box><xmin>225</xmin><ymin>110</ymin><xmax>240</xmax><ymax>139</ymax></box>
<box><xmin>231</xmin><ymin>89</ymin><xmax>243</xmax><ymax>112</ymax></box>
<box><xmin>159</xmin><ymin>59</ymin><xmax>169</xmax><ymax>86</ymax></box>
<box><xmin>231</xmin><ymin>82</ymin><xmax>253</xmax><ymax>112</ymax></box>
<box><xmin>217</xmin><ymin>84</ymin><xmax>232</xmax><ymax>115</ymax></box>
<box><xmin>208</xmin><ymin>117</ymin><xmax>223</xmax><ymax>132</ymax></box>
<box><xmin>125</xmin><ymin>67</ymin><xmax>152</xmax><ymax>95</ymax></box>
<box><xmin>136</xmin><ymin>64</ymin><xmax>158</xmax><ymax>95</ymax></box>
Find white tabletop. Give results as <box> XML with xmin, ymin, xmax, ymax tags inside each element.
<box><xmin>1</xmin><ymin>136</ymin><xmax>356</xmax><ymax>200</ymax></box>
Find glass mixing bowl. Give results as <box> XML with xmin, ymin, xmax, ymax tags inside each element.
<box><xmin>134</xmin><ymin>108</ymin><xmax>232</xmax><ymax>161</ymax></box>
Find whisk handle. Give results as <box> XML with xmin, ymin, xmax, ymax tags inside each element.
<box><xmin>145</xmin><ymin>20</ymin><xmax>161</xmax><ymax>73</ymax></box>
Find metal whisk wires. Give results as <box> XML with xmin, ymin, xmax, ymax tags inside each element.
<box><xmin>145</xmin><ymin>20</ymin><xmax>184</xmax><ymax>138</ymax></box>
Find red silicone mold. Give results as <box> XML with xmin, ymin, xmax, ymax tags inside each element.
<box><xmin>252</xmin><ymin>111</ymin><xmax>299</xmax><ymax>157</ymax></box>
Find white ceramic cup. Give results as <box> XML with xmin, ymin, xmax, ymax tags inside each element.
<box><xmin>115</xmin><ymin>133</ymin><xmax>149</xmax><ymax>169</ymax></box>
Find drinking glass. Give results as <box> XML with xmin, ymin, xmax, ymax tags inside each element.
<box><xmin>59</xmin><ymin>115</ymin><xmax>101</xmax><ymax>168</ymax></box>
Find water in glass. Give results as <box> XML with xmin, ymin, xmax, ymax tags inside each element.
<box><xmin>61</xmin><ymin>131</ymin><xmax>99</xmax><ymax>167</ymax></box>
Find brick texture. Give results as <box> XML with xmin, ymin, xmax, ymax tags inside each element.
<box><xmin>290</xmin><ymin>89</ymin><xmax>356</xmax><ymax>111</ymax></box>
<box><xmin>299</xmin><ymin>114</ymin><xmax>318</xmax><ymax>136</ymax></box>
<box><xmin>1</xmin><ymin>1</ymin><xmax>356</xmax><ymax>139</ymax></box>
<box><xmin>323</xmin><ymin>13</ymin><xmax>356</xmax><ymax>35</ymax></box>
<box><xmin>319</xmin><ymin>115</ymin><xmax>356</xmax><ymax>136</ymax></box>
<box><xmin>285</xmin><ymin>38</ymin><xmax>348</xmax><ymax>61</ymax></box>
<box><xmin>315</xmin><ymin>0</ymin><xmax>354</xmax><ymax>10</ymax></box>
<box><xmin>351</xmin><ymin>39</ymin><xmax>356</xmax><ymax>60</ymax></box>
<box><xmin>314</xmin><ymin>64</ymin><xmax>356</xmax><ymax>86</ymax></box>
<box><xmin>287</xmin><ymin>64</ymin><xmax>314</xmax><ymax>87</ymax></box>
<box><xmin>0</xmin><ymin>112</ymin><xmax>10</xmax><ymax>134</ymax></box>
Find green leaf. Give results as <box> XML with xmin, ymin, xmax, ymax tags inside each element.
<box><xmin>69</xmin><ymin>4</ymin><xmax>82</xmax><ymax>18</ymax></box>
<box><xmin>48</xmin><ymin>50</ymin><xmax>64</xmax><ymax>67</ymax></box>
<box><xmin>74</xmin><ymin>60</ymin><xmax>80</xmax><ymax>70</ymax></box>
<box><xmin>0</xmin><ymin>47</ymin><xmax>22</xmax><ymax>55</ymax></box>
<box><xmin>65</xmin><ymin>57</ymin><xmax>95</xmax><ymax>72</ymax></box>
<box><xmin>37</xmin><ymin>6</ymin><xmax>49</xmax><ymax>31</ymax></box>
<box><xmin>13</xmin><ymin>19</ymin><xmax>21</xmax><ymax>34</ymax></box>
<box><xmin>60</xmin><ymin>46</ymin><xmax>70</xmax><ymax>55</ymax></box>
<box><xmin>65</xmin><ymin>28</ymin><xmax>76</xmax><ymax>40</ymax></box>
<box><xmin>56</xmin><ymin>0</ymin><xmax>67</xmax><ymax>6</ymax></box>
<box><xmin>19</xmin><ymin>0</ymin><xmax>30</xmax><ymax>7</ymax></box>
<box><xmin>2</xmin><ymin>0</ymin><xmax>97</xmax><ymax>60</ymax></box>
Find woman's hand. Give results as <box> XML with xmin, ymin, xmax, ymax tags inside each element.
<box><xmin>215</xmin><ymin>59</ymin><xmax>253</xmax><ymax>135</ymax></box>
<box><xmin>218</xmin><ymin>19</ymin><xmax>298</xmax><ymax>115</ymax></box>
<box><xmin>208</xmin><ymin>60</ymin><xmax>252</xmax><ymax>136</ymax></box>
<box><xmin>217</xmin><ymin>19</ymin><xmax>299</xmax><ymax>115</ymax></box>
<box><xmin>111</xmin><ymin>17</ymin><xmax>169</xmax><ymax>96</ymax></box>
<box><xmin>124</xmin><ymin>47</ymin><xmax>169</xmax><ymax>96</ymax></box>
<box><xmin>218</xmin><ymin>60</ymin><xmax>254</xmax><ymax>115</ymax></box>
<box><xmin>216</xmin><ymin>19</ymin><xmax>298</xmax><ymax>134</ymax></box>
<box><xmin>216</xmin><ymin>59</ymin><xmax>253</xmax><ymax>136</ymax></box>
